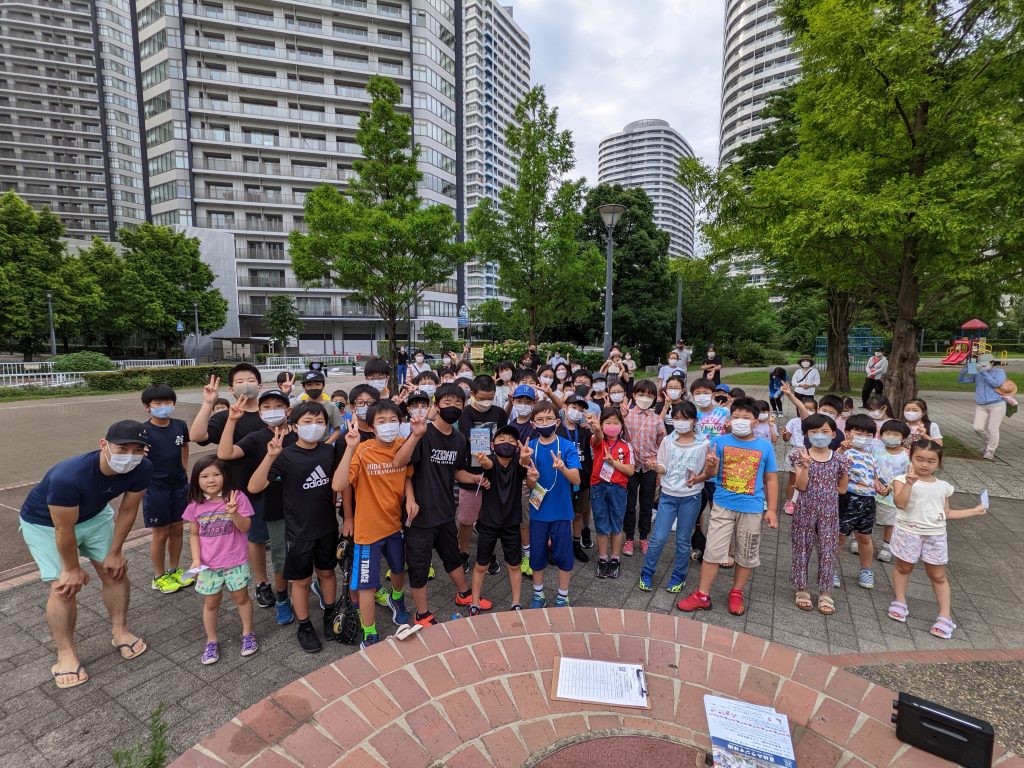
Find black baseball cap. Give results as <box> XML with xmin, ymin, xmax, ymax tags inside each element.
<box><xmin>105</xmin><ymin>420</ymin><xmax>150</xmax><ymax>446</ymax></box>
<box><xmin>563</xmin><ymin>393</ymin><xmax>585</xmax><ymax>406</ymax></box>
<box><xmin>407</xmin><ymin>389</ymin><xmax>432</xmax><ymax>404</ymax></box>
<box><xmin>258</xmin><ymin>389</ymin><xmax>290</xmax><ymax>405</ymax></box>
<box><xmin>303</xmin><ymin>370</ymin><xmax>326</xmax><ymax>384</ymax></box>
<box><xmin>493</xmin><ymin>425</ymin><xmax>520</xmax><ymax>441</ymax></box>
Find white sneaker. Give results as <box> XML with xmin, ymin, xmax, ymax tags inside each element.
<box><xmin>982</xmin><ymin>449</ymin><xmax>995</xmax><ymax>460</ymax></box>
<box><xmin>849</xmin><ymin>539</ymin><xmax>859</xmax><ymax>554</ymax></box>
<box><xmin>877</xmin><ymin>545</ymin><xmax>892</xmax><ymax>563</ymax></box>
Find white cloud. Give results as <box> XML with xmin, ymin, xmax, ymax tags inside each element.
<box><xmin>509</xmin><ymin>0</ymin><xmax>725</xmax><ymax>182</ymax></box>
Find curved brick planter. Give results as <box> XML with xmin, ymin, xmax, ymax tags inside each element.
<box><xmin>171</xmin><ymin>608</ymin><xmax>1022</xmax><ymax>768</ymax></box>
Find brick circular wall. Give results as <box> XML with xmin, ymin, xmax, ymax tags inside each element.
<box><xmin>170</xmin><ymin>608</ymin><xmax>1022</xmax><ymax>768</ymax></box>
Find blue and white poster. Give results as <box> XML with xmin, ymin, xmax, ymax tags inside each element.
<box><xmin>704</xmin><ymin>695</ymin><xmax>797</xmax><ymax>768</ymax></box>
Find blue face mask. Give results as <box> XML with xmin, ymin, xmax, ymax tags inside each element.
<box><xmin>808</xmin><ymin>433</ymin><xmax>832</xmax><ymax>448</ymax></box>
<box><xmin>150</xmin><ymin>405</ymin><xmax>175</xmax><ymax>419</ymax></box>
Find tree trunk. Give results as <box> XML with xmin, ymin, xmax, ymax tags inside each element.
<box><xmin>826</xmin><ymin>289</ymin><xmax>853</xmax><ymax>393</ymax></box>
<box><xmin>527</xmin><ymin>305</ymin><xmax>537</xmax><ymax>346</ymax></box>
<box><xmin>884</xmin><ymin>244</ymin><xmax>921</xmax><ymax>413</ymax></box>
<box><xmin>386</xmin><ymin>313</ymin><xmax>399</xmax><ymax>392</ymax></box>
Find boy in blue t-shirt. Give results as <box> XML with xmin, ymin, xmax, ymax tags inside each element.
<box><xmin>523</xmin><ymin>401</ymin><xmax>581</xmax><ymax>608</ymax></box>
<box><xmin>678</xmin><ymin>398</ymin><xmax>778</xmax><ymax>617</ymax></box>
<box><xmin>141</xmin><ymin>384</ymin><xmax>191</xmax><ymax>594</ymax></box>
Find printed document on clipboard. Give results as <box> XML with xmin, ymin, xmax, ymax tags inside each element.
<box><xmin>550</xmin><ymin>657</ymin><xmax>650</xmax><ymax>709</ymax></box>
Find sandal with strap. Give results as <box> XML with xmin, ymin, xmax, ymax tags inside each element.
<box><xmin>795</xmin><ymin>591</ymin><xmax>813</xmax><ymax>611</ymax></box>
<box><xmin>112</xmin><ymin>637</ymin><xmax>147</xmax><ymax>660</ymax></box>
<box><xmin>887</xmin><ymin>601</ymin><xmax>909</xmax><ymax>623</ymax></box>
<box><xmin>52</xmin><ymin>664</ymin><xmax>88</xmax><ymax>689</ymax></box>
<box><xmin>817</xmin><ymin>595</ymin><xmax>836</xmax><ymax>615</ymax></box>
<box><xmin>930</xmin><ymin>616</ymin><xmax>956</xmax><ymax>639</ymax></box>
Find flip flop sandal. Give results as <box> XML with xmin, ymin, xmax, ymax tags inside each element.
<box><xmin>113</xmin><ymin>637</ymin><xmax>148</xmax><ymax>660</ymax></box>
<box><xmin>393</xmin><ymin>623</ymin><xmax>423</xmax><ymax>641</ymax></box>
<box><xmin>887</xmin><ymin>600</ymin><xmax>909</xmax><ymax>623</ymax></box>
<box><xmin>795</xmin><ymin>591</ymin><xmax>813</xmax><ymax>611</ymax></box>
<box><xmin>52</xmin><ymin>664</ymin><xmax>88</xmax><ymax>689</ymax></box>
<box><xmin>930</xmin><ymin>616</ymin><xmax>956</xmax><ymax>639</ymax></box>
<box><xmin>817</xmin><ymin>595</ymin><xmax>836</xmax><ymax>615</ymax></box>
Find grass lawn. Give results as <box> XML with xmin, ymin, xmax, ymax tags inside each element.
<box><xmin>940</xmin><ymin>433</ymin><xmax>983</xmax><ymax>460</ymax></box>
<box><xmin>723</xmin><ymin>368</ymin><xmax>1023</xmax><ymax>393</ymax></box>
<box><xmin>0</xmin><ymin>385</ymin><xmax>130</xmax><ymax>402</ymax></box>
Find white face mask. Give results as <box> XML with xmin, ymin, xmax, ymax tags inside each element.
<box><xmin>354</xmin><ymin>405</ymin><xmax>370</xmax><ymax>420</ymax></box>
<box><xmin>666</xmin><ymin>388</ymin><xmax>682</xmax><ymax>401</ymax></box>
<box><xmin>410</xmin><ymin>406</ymin><xmax>428</xmax><ymax>420</ymax></box>
<box><xmin>758</xmin><ymin>413</ymin><xmax>770</xmax><ymax>422</ymax></box>
<box><xmin>233</xmin><ymin>382</ymin><xmax>260</xmax><ymax>399</ymax></box>
<box><xmin>730</xmin><ymin>419</ymin><xmax>752</xmax><ymax>436</ymax></box>
<box><xmin>150</xmin><ymin>405</ymin><xmax>175</xmax><ymax>419</ymax></box>
<box><xmin>867</xmin><ymin>410</ymin><xmax>883</xmax><ymax>420</ymax></box>
<box><xmin>556</xmin><ymin>369</ymin><xmax>567</xmax><ymax>380</ymax></box>
<box><xmin>592</xmin><ymin>381</ymin><xmax>607</xmax><ymax>393</ymax></box>
<box><xmin>668</xmin><ymin>359</ymin><xmax>679</xmax><ymax>367</ymax></box>
<box><xmin>672</xmin><ymin>419</ymin><xmax>693</xmax><ymax>433</ymax></box>
<box><xmin>634</xmin><ymin>396</ymin><xmax>654</xmax><ymax>410</ymax></box>
<box><xmin>474</xmin><ymin>399</ymin><xmax>493</xmax><ymax>411</ymax></box>
<box><xmin>539</xmin><ymin>376</ymin><xmax>553</xmax><ymax>386</ymax></box>
<box><xmin>610</xmin><ymin>392</ymin><xmax>625</xmax><ymax>404</ymax></box>
<box><xmin>105</xmin><ymin>446</ymin><xmax>144</xmax><ymax>474</ymax></box>
<box><xmin>499</xmin><ymin>370</ymin><xmax>513</xmax><ymax>382</ymax></box>
<box><xmin>842</xmin><ymin>410</ymin><xmax>853</xmax><ymax>418</ymax></box>
<box><xmin>566</xmin><ymin>409</ymin><xmax>585</xmax><ymax>424</ymax></box>
<box><xmin>882</xmin><ymin>435</ymin><xmax>903</xmax><ymax>447</ymax></box>
<box><xmin>458</xmin><ymin>371</ymin><xmax>473</xmax><ymax>380</ymax></box>
<box><xmin>853</xmin><ymin>436</ymin><xmax>874</xmax><ymax>449</ymax></box>
<box><xmin>442</xmin><ymin>357</ymin><xmax>452</xmax><ymax>365</ymax></box>
<box><xmin>260</xmin><ymin>409</ymin><xmax>287</xmax><ymax>426</ymax></box>
<box><xmin>903</xmin><ymin>410</ymin><xmax>922</xmax><ymax>422</ymax></box>
<box><xmin>375</xmin><ymin>422</ymin><xmax>401</xmax><ymax>443</ymax></box>
<box><xmin>297</xmin><ymin>423</ymin><xmax>326</xmax><ymax>443</ymax></box>
<box><xmin>418</xmin><ymin>384</ymin><xmax>436</xmax><ymax>396</ymax></box>
<box><xmin>513</xmin><ymin>403</ymin><xmax>533</xmax><ymax>419</ymax></box>
<box><xmin>368</xmin><ymin>378</ymin><xmax>387</xmax><ymax>391</ymax></box>
<box><xmin>694</xmin><ymin>394</ymin><xmax>713</xmax><ymax>408</ymax></box>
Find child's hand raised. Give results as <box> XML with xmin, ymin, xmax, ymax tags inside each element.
<box><xmin>552</xmin><ymin>448</ymin><xmax>566</xmax><ymax>471</ymax></box>
<box><xmin>705</xmin><ymin>452</ymin><xmax>720</xmax><ymax>472</ymax></box>
<box><xmin>409</xmin><ymin>414</ymin><xmax>428</xmax><ymax>437</ymax></box>
<box><xmin>780</xmin><ymin>382</ymin><xmax>791</xmax><ymax>396</ymax></box>
<box><xmin>344</xmin><ymin>427</ymin><xmax>361</xmax><ymax>449</ymax></box>
<box><xmin>228</xmin><ymin>396</ymin><xmax>248</xmax><ymax>421</ymax></box>
<box><xmin>904</xmin><ymin>472</ymin><xmax>919</xmax><ymax>486</ymax></box>
<box><xmin>526</xmin><ymin>464</ymin><xmax>540</xmax><ymax>484</ymax></box>
<box><xmin>266</xmin><ymin>430</ymin><xmax>285</xmax><ymax>457</ymax></box>
<box><xmin>473</xmin><ymin>451</ymin><xmax>489</xmax><ymax>465</ymax></box>
<box><xmin>520</xmin><ymin>443</ymin><xmax>533</xmax><ymax>462</ymax></box>
<box><xmin>226</xmin><ymin>490</ymin><xmax>238</xmax><ymax>516</ymax></box>
<box><xmin>203</xmin><ymin>374</ymin><xmax>221</xmax><ymax>404</ymax></box>
<box><xmin>586</xmin><ymin>412</ymin><xmax>600</xmax><ymax>432</ymax></box>
<box><xmin>781</xmin><ymin>428</ymin><xmax>792</xmax><ymax>442</ymax></box>
<box><xmin>279</xmin><ymin>372</ymin><xmax>295</xmax><ymax>395</ymax></box>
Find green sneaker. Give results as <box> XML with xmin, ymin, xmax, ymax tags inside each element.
<box><xmin>375</xmin><ymin>587</ymin><xmax>390</xmax><ymax>607</ymax></box>
<box><xmin>520</xmin><ymin>555</ymin><xmax>533</xmax><ymax>577</ymax></box>
<box><xmin>665</xmin><ymin>581</ymin><xmax>684</xmax><ymax>594</ymax></box>
<box><xmin>637</xmin><ymin>578</ymin><xmax>653</xmax><ymax>592</ymax></box>
<box><xmin>151</xmin><ymin>572</ymin><xmax>180</xmax><ymax>594</ymax></box>
<box><xmin>172</xmin><ymin>567</ymin><xmax>194</xmax><ymax>588</ymax></box>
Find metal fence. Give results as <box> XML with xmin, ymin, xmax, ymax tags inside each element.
<box><xmin>814</xmin><ymin>326</ymin><xmax>885</xmax><ymax>371</ymax></box>
<box><xmin>0</xmin><ymin>371</ymin><xmax>90</xmax><ymax>388</ymax></box>
<box><xmin>115</xmin><ymin>358</ymin><xmax>196</xmax><ymax>369</ymax></box>
<box><xmin>263</xmin><ymin>355</ymin><xmax>357</xmax><ymax>368</ymax></box>
<box><xmin>0</xmin><ymin>358</ymin><xmax>195</xmax><ymax>378</ymax></box>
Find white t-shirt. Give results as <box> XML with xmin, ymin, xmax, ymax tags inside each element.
<box><xmin>894</xmin><ymin>474</ymin><xmax>954</xmax><ymax>536</ymax></box>
<box><xmin>656</xmin><ymin>437</ymin><xmax>709</xmax><ymax>497</ymax></box>
<box><xmin>792</xmin><ymin>365</ymin><xmax>821</xmax><ymax>395</ymax></box>
<box><xmin>907</xmin><ymin>421</ymin><xmax>943</xmax><ymax>442</ymax></box>
<box><xmin>407</xmin><ymin>361</ymin><xmax>432</xmax><ymax>381</ymax></box>
<box><xmin>658</xmin><ymin>364</ymin><xmax>685</xmax><ymax>387</ymax></box>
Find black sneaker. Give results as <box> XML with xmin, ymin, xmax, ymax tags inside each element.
<box><xmin>468</xmin><ymin>605</ymin><xmax>481</xmax><ymax>617</ymax></box>
<box><xmin>461</xmin><ymin>551</ymin><xmax>471</xmax><ymax>574</ymax></box>
<box><xmin>596</xmin><ymin>559</ymin><xmax>609</xmax><ymax>579</ymax></box>
<box><xmin>581</xmin><ymin>527</ymin><xmax>594</xmax><ymax>549</ymax></box>
<box><xmin>573</xmin><ymin>540</ymin><xmax>590</xmax><ymax>563</ymax></box>
<box><xmin>255</xmin><ymin>582</ymin><xmax>274</xmax><ymax>609</ymax></box>
<box><xmin>296</xmin><ymin>621</ymin><xmax>322</xmax><ymax>653</ymax></box>
<box><xmin>511</xmin><ymin>604</ymin><xmax>522</xmax><ymax>611</ymax></box>
<box><xmin>608</xmin><ymin>558</ymin><xmax>621</xmax><ymax>579</ymax></box>
<box><xmin>323</xmin><ymin>605</ymin><xmax>339</xmax><ymax>642</ymax></box>
<box><xmin>487</xmin><ymin>556</ymin><xmax>501</xmax><ymax>576</ymax></box>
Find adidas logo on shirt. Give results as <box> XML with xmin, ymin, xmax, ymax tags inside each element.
<box><xmin>302</xmin><ymin>465</ymin><xmax>330</xmax><ymax>490</ymax></box>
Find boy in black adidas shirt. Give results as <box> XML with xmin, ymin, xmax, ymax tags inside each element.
<box><xmin>558</xmin><ymin>394</ymin><xmax>594</xmax><ymax>563</ymax></box>
<box><xmin>249</xmin><ymin>402</ymin><xmax>342</xmax><ymax>653</ymax></box>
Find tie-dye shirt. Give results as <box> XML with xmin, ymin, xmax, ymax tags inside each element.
<box><xmin>696</xmin><ymin>406</ymin><xmax>730</xmax><ymax>438</ymax></box>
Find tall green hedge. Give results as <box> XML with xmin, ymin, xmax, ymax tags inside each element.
<box><xmin>82</xmin><ymin>364</ymin><xmax>234</xmax><ymax>392</ymax></box>
<box><xmin>51</xmin><ymin>351</ymin><xmax>116</xmax><ymax>372</ymax></box>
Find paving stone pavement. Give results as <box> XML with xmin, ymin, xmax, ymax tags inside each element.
<box><xmin>0</xmin><ymin>382</ymin><xmax>1020</xmax><ymax>766</ymax></box>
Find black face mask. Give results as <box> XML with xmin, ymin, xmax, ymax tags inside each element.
<box><xmin>575</xmin><ymin>385</ymin><xmax>591</xmax><ymax>398</ymax></box>
<box><xmin>439</xmin><ymin>406</ymin><xmax>462</xmax><ymax>424</ymax></box>
<box><xmin>304</xmin><ymin>388</ymin><xmax>323</xmax><ymax>400</ymax></box>
<box><xmin>494</xmin><ymin>442</ymin><xmax>518</xmax><ymax>458</ymax></box>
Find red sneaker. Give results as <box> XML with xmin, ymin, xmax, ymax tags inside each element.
<box><xmin>728</xmin><ymin>588</ymin><xmax>746</xmax><ymax>616</ymax></box>
<box><xmin>414</xmin><ymin>612</ymin><xmax>438</xmax><ymax>627</ymax></box>
<box><xmin>456</xmin><ymin>592</ymin><xmax>492</xmax><ymax>610</ymax></box>
<box><xmin>639</xmin><ymin>539</ymin><xmax>649</xmax><ymax>555</ymax></box>
<box><xmin>622</xmin><ymin>540</ymin><xmax>635</xmax><ymax>557</ymax></box>
<box><xmin>676</xmin><ymin>591</ymin><xmax>712</xmax><ymax>612</ymax></box>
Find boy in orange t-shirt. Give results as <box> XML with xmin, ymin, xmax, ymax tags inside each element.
<box><xmin>334</xmin><ymin>400</ymin><xmax>415</xmax><ymax>649</ymax></box>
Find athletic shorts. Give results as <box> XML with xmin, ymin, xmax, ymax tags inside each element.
<box><xmin>889</xmin><ymin>528</ymin><xmax>948</xmax><ymax>565</ymax></box>
<box><xmin>195</xmin><ymin>563</ymin><xmax>252</xmax><ymax>595</ymax></box>
<box><xmin>572</xmin><ymin>486</ymin><xmax>591</xmax><ymax>521</ymax></box>
<box><xmin>520</xmin><ymin>486</ymin><xmax>531</xmax><ymax>528</ymax></box>
<box><xmin>20</xmin><ymin>506</ymin><xmax>115</xmax><ymax>582</ymax></box>
<box><xmin>875</xmin><ymin>501</ymin><xmax>898</xmax><ymax>528</ymax></box>
<box><xmin>839</xmin><ymin>493</ymin><xmax>876</xmax><ymax>536</ymax></box>
<box><xmin>350</xmin><ymin>531</ymin><xmax>404</xmax><ymax>592</ymax></box>
<box><xmin>266</xmin><ymin>519</ymin><xmax>286</xmax><ymax>575</ymax></box>
<box><xmin>528</xmin><ymin>518</ymin><xmax>574</xmax><ymax>572</ymax></box>
<box><xmin>283</xmin><ymin>530</ymin><xmax>337</xmax><ymax>581</ymax></box>
<box><xmin>476</xmin><ymin>522</ymin><xmax>521</xmax><ymax>567</ymax></box>
<box><xmin>143</xmin><ymin>485</ymin><xmax>188</xmax><ymax>528</ymax></box>
<box><xmin>405</xmin><ymin>521</ymin><xmax>462</xmax><ymax>589</ymax></box>
<box><xmin>704</xmin><ymin>503</ymin><xmax>762</xmax><ymax>569</ymax></box>
<box><xmin>456</xmin><ymin>487</ymin><xmax>484</xmax><ymax>526</ymax></box>
<box><xmin>246</xmin><ymin>495</ymin><xmax>270</xmax><ymax>546</ymax></box>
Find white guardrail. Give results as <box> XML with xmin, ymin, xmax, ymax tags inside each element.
<box><xmin>0</xmin><ymin>359</ymin><xmax>196</xmax><ymax>389</ymax></box>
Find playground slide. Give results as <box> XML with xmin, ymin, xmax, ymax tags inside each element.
<box><xmin>940</xmin><ymin>349</ymin><xmax>969</xmax><ymax>365</ymax></box>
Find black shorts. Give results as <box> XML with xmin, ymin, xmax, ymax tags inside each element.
<box><xmin>475</xmin><ymin>522</ymin><xmax>521</xmax><ymax>567</ymax></box>
<box><xmin>405</xmin><ymin>521</ymin><xmax>462</xmax><ymax>589</ymax></box>
<box><xmin>143</xmin><ymin>485</ymin><xmax>188</xmax><ymax>528</ymax></box>
<box><xmin>839</xmin><ymin>493</ymin><xmax>876</xmax><ymax>535</ymax></box>
<box><xmin>283</xmin><ymin>530</ymin><xmax>338</xmax><ymax>581</ymax></box>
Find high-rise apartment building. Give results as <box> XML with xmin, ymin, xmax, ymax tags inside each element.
<box><xmin>131</xmin><ymin>0</ymin><xmax>460</xmax><ymax>352</ymax></box>
<box><xmin>0</xmin><ymin>0</ymin><xmax>147</xmax><ymax>239</ymax></box>
<box><xmin>462</xmin><ymin>0</ymin><xmax>528</xmax><ymax>308</ymax></box>
<box><xmin>598</xmin><ymin>119</ymin><xmax>695</xmax><ymax>260</ymax></box>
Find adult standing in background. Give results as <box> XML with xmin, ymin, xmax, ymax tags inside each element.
<box><xmin>792</xmin><ymin>354</ymin><xmax>821</xmax><ymax>399</ymax></box>
<box><xmin>675</xmin><ymin>340</ymin><xmax>693</xmax><ymax>370</ymax></box>
<box><xmin>701</xmin><ymin>344</ymin><xmax>723</xmax><ymax>386</ymax></box>
<box><xmin>862</xmin><ymin>347</ymin><xmax>888</xmax><ymax>407</ymax></box>
<box><xmin>395</xmin><ymin>346</ymin><xmax>408</xmax><ymax>387</ymax></box>
<box><xmin>958</xmin><ymin>353</ymin><xmax>1009</xmax><ymax>460</ymax></box>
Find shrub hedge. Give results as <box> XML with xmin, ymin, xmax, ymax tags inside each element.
<box><xmin>51</xmin><ymin>351</ymin><xmax>116</xmax><ymax>372</ymax></box>
<box><xmin>82</xmin><ymin>364</ymin><xmax>234</xmax><ymax>391</ymax></box>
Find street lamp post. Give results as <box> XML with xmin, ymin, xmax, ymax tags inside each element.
<box><xmin>45</xmin><ymin>290</ymin><xmax>57</xmax><ymax>357</ymax></box>
<box><xmin>597</xmin><ymin>203</ymin><xmax>626</xmax><ymax>358</ymax></box>
<box><xmin>192</xmin><ymin>300</ymin><xmax>200</xmax><ymax>362</ymax></box>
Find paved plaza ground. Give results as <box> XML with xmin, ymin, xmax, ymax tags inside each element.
<box><xmin>0</xmin><ymin>373</ymin><xmax>1021</xmax><ymax>765</ymax></box>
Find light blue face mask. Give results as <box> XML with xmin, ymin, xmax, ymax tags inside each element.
<box><xmin>808</xmin><ymin>433</ymin><xmax>832</xmax><ymax>448</ymax></box>
<box><xmin>150</xmin><ymin>405</ymin><xmax>175</xmax><ymax>419</ymax></box>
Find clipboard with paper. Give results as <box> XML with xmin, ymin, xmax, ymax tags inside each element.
<box><xmin>549</xmin><ymin>656</ymin><xmax>651</xmax><ymax>710</ymax></box>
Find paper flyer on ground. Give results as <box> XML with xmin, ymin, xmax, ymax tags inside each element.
<box><xmin>704</xmin><ymin>695</ymin><xmax>797</xmax><ymax>768</ymax></box>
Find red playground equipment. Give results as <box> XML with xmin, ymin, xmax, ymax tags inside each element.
<box><xmin>940</xmin><ymin>319</ymin><xmax>989</xmax><ymax>365</ymax></box>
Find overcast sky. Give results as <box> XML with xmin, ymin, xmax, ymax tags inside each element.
<box><xmin>509</xmin><ymin>0</ymin><xmax>726</xmax><ymax>183</ymax></box>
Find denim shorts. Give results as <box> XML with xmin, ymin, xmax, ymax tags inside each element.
<box><xmin>590</xmin><ymin>482</ymin><xmax>627</xmax><ymax>535</ymax></box>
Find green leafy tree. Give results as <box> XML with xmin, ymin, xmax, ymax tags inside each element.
<box><xmin>75</xmin><ymin>238</ymin><xmax>151</xmax><ymax>355</ymax></box>
<box><xmin>419</xmin><ymin>320</ymin><xmax>456</xmax><ymax>352</ymax></box>
<box><xmin>262</xmin><ymin>295</ymin><xmax>303</xmax><ymax>352</ymax></box>
<box><xmin>580</xmin><ymin>184</ymin><xmax>674</xmax><ymax>362</ymax></box>
<box><xmin>470</xmin><ymin>298</ymin><xmax>529</xmax><ymax>342</ymax></box>
<box><xmin>467</xmin><ymin>86</ymin><xmax>601</xmax><ymax>344</ymax></box>
<box><xmin>290</xmin><ymin>75</ymin><xmax>466</xmax><ymax>389</ymax></box>
<box><xmin>0</xmin><ymin>191</ymin><xmax>67</xmax><ymax>360</ymax></box>
<box><xmin>118</xmin><ymin>224</ymin><xmax>228</xmax><ymax>356</ymax></box>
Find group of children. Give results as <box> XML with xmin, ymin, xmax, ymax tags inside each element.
<box><xmin>135</xmin><ymin>350</ymin><xmax>988</xmax><ymax>664</ymax></box>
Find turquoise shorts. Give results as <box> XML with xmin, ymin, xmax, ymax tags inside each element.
<box><xmin>195</xmin><ymin>563</ymin><xmax>252</xmax><ymax>596</ymax></box>
<box><xmin>20</xmin><ymin>506</ymin><xmax>115</xmax><ymax>582</ymax></box>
